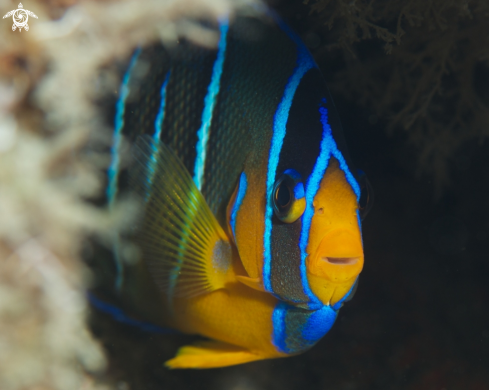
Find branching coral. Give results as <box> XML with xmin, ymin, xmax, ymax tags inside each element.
<box><xmin>0</xmin><ymin>0</ymin><xmax>245</xmax><ymax>388</ymax></box>
<box><xmin>307</xmin><ymin>0</ymin><xmax>489</xmax><ymax>194</ymax></box>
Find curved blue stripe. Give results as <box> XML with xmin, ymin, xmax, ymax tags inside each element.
<box><xmin>193</xmin><ymin>19</ymin><xmax>229</xmax><ymax>190</ymax></box>
<box><xmin>272</xmin><ymin>301</ymin><xmax>337</xmax><ymax>354</ymax></box>
<box><xmin>263</xmin><ymin>46</ymin><xmax>315</xmax><ymax>293</ymax></box>
<box><xmin>107</xmin><ymin>48</ymin><xmax>141</xmax><ymax>291</ymax></box>
<box><xmin>293</xmin><ymin>182</ymin><xmax>305</xmax><ymax>199</ymax></box>
<box><xmin>145</xmin><ymin>71</ymin><xmax>171</xmax><ymax>202</ymax></box>
<box><xmin>318</xmin><ymin>106</ymin><xmax>360</xmax><ymax>198</ymax></box>
<box><xmin>272</xmin><ymin>301</ymin><xmax>288</xmax><ymax>352</ymax></box>
<box><xmin>107</xmin><ymin>48</ymin><xmax>141</xmax><ymax>206</ymax></box>
<box><xmin>302</xmin><ymin>305</ymin><xmax>337</xmax><ymax>342</ymax></box>
<box><xmin>87</xmin><ymin>292</ymin><xmax>177</xmax><ymax>334</ymax></box>
<box><xmin>299</xmin><ymin>106</ymin><xmax>361</xmax><ymax>308</ymax></box>
<box><xmin>154</xmin><ymin>71</ymin><xmax>171</xmax><ymax>142</ymax></box>
<box><xmin>230</xmin><ymin>172</ymin><xmax>247</xmax><ymax>238</ymax></box>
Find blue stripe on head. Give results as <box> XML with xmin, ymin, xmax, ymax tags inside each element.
<box><xmin>293</xmin><ymin>182</ymin><xmax>305</xmax><ymax>199</ymax></box>
<box><xmin>263</xmin><ymin>45</ymin><xmax>315</xmax><ymax>294</ymax></box>
<box><xmin>284</xmin><ymin>168</ymin><xmax>301</xmax><ymax>180</ymax></box>
<box><xmin>193</xmin><ymin>18</ymin><xmax>229</xmax><ymax>191</ymax></box>
<box><xmin>107</xmin><ymin>47</ymin><xmax>141</xmax><ymax>291</ymax></box>
<box><xmin>299</xmin><ymin>105</ymin><xmax>361</xmax><ymax>309</ymax></box>
<box><xmin>230</xmin><ymin>172</ymin><xmax>247</xmax><ymax>238</ymax></box>
<box><xmin>357</xmin><ymin>211</ymin><xmax>363</xmax><ymax>246</ymax></box>
<box><xmin>145</xmin><ymin>71</ymin><xmax>171</xmax><ymax>202</ymax></box>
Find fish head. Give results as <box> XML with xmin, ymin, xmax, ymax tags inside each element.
<box><xmin>265</xmin><ymin>155</ymin><xmax>371</xmax><ymax>307</ymax></box>
<box><xmin>226</xmin><ymin>67</ymin><xmax>372</xmax><ymax>308</ymax></box>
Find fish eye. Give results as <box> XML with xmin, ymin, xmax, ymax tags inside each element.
<box><xmin>357</xmin><ymin>170</ymin><xmax>374</xmax><ymax>220</ymax></box>
<box><xmin>275</xmin><ymin>181</ymin><xmax>291</xmax><ymax>210</ymax></box>
<box><xmin>272</xmin><ymin>169</ymin><xmax>306</xmax><ymax>223</ymax></box>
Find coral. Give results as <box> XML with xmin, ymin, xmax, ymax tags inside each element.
<box><xmin>0</xmin><ymin>0</ymin><xmax>244</xmax><ymax>388</ymax></box>
<box><xmin>307</xmin><ymin>0</ymin><xmax>489</xmax><ymax>194</ymax></box>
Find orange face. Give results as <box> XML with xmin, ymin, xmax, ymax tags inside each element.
<box><xmin>306</xmin><ymin>158</ymin><xmax>364</xmax><ymax>305</ymax></box>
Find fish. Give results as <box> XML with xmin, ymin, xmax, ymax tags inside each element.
<box><xmin>100</xmin><ymin>7</ymin><xmax>373</xmax><ymax>369</ymax></box>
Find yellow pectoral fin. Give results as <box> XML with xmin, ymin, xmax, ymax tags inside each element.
<box><xmin>165</xmin><ymin>341</ymin><xmax>267</xmax><ymax>369</ymax></box>
<box><xmin>129</xmin><ymin>136</ymin><xmax>234</xmax><ymax>298</ymax></box>
<box><xmin>236</xmin><ymin>275</ymin><xmax>266</xmax><ymax>292</ymax></box>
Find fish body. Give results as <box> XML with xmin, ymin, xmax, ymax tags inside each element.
<box><xmin>104</xmin><ymin>8</ymin><xmax>371</xmax><ymax>369</ymax></box>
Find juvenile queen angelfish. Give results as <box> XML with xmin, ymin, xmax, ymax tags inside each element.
<box><xmin>102</xmin><ymin>7</ymin><xmax>373</xmax><ymax>369</ymax></box>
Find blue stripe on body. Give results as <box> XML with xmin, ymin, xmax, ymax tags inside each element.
<box><xmin>165</xmin><ymin>19</ymin><xmax>228</xmax><ymax>310</ymax></box>
<box><xmin>107</xmin><ymin>48</ymin><xmax>141</xmax><ymax>291</ymax></box>
<box><xmin>154</xmin><ymin>71</ymin><xmax>171</xmax><ymax>143</ymax></box>
<box><xmin>145</xmin><ymin>71</ymin><xmax>171</xmax><ymax>202</ymax></box>
<box><xmin>87</xmin><ymin>292</ymin><xmax>177</xmax><ymax>334</ymax></box>
<box><xmin>263</xmin><ymin>43</ymin><xmax>315</xmax><ymax>295</ymax></box>
<box><xmin>193</xmin><ymin>18</ymin><xmax>229</xmax><ymax>191</ymax></box>
<box><xmin>298</xmin><ymin>106</ymin><xmax>362</xmax><ymax>309</ymax></box>
<box><xmin>107</xmin><ymin>48</ymin><xmax>142</xmax><ymax>206</ymax></box>
<box><xmin>272</xmin><ymin>302</ymin><xmax>288</xmax><ymax>352</ymax></box>
<box><xmin>230</xmin><ymin>172</ymin><xmax>247</xmax><ymax>238</ymax></box>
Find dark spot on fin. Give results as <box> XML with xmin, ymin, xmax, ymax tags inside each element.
<box><xmin>129</xmin><ymin>136</ymin><xmax>233</xmax><ymax>300</ymax></box>
<box><xmin>87</xmin><ymin>292</ymin><xmax>178</xmax><ymax>334</ymax></box>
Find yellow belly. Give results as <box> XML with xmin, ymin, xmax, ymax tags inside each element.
<box><xmin>164</xmin><ymin>281</ymin><xmax>287</xmax><ymax>368</ymax></box>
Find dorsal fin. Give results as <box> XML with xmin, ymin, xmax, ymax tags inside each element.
<box><xmin>129</xmin><ymin>136</ymin><xmax>233</xmax><ymax>300</ymax></box>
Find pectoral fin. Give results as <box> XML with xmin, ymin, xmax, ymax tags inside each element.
<box><xmin>236</xmin><ymin>275</ymin><xmax>266</xmax><ymax>292</ymax></box>
<box><xmin>165</xmin><ymin>340</ymin><xmax>266</xmax><ymax>369</ymax></box>
<box><xmin>129</xmin><ymin>136</ymin><xmax>233</xmax><ymax>299</ymax></box>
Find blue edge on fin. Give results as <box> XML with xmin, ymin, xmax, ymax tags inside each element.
<box><xmin>87</xmin><ymin>292</ymin><xmax>178</xmax><ymax>335</ymax></box>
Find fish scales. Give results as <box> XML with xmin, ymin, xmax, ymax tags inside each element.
<box><xmin>160</xmin><ymin>42</ymin><xmax>212</xmax><ymax>175</ymax></box>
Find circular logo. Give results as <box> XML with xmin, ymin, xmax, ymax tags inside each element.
<box><xmin>3</xmin><ymin>3</ymin><xmax>38</xmax><ymax>32</ymax></box>
<box><xmin>13</xmin><ymin>9</ymin><xmax>28</xmax><ymax>28</ymax></box>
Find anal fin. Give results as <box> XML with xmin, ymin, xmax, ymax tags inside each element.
<box><xmin>165</xmin><ymin>340</ymin><xmax>266</xmax><ymax>369</ymax></box>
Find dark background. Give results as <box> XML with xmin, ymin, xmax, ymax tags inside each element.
<box><xmin>90</xmin><ymin>1</ymin><xmax>489</xmax><ymax>389</ymax></box>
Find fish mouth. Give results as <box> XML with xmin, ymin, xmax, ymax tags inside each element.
<box><xmin>322</xmin><ymin>257</ymin><xmax>359</xmax><ymax>266</ymax></box>
<box><xmin>306</xmin><ymin>272</ymin><xmax>357</xmax><ymax>306</ymax></box>
<box><xmin>307</xmin><ymin>229</ymin><xmax>364</xmax><ymax>282</ymax></box>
